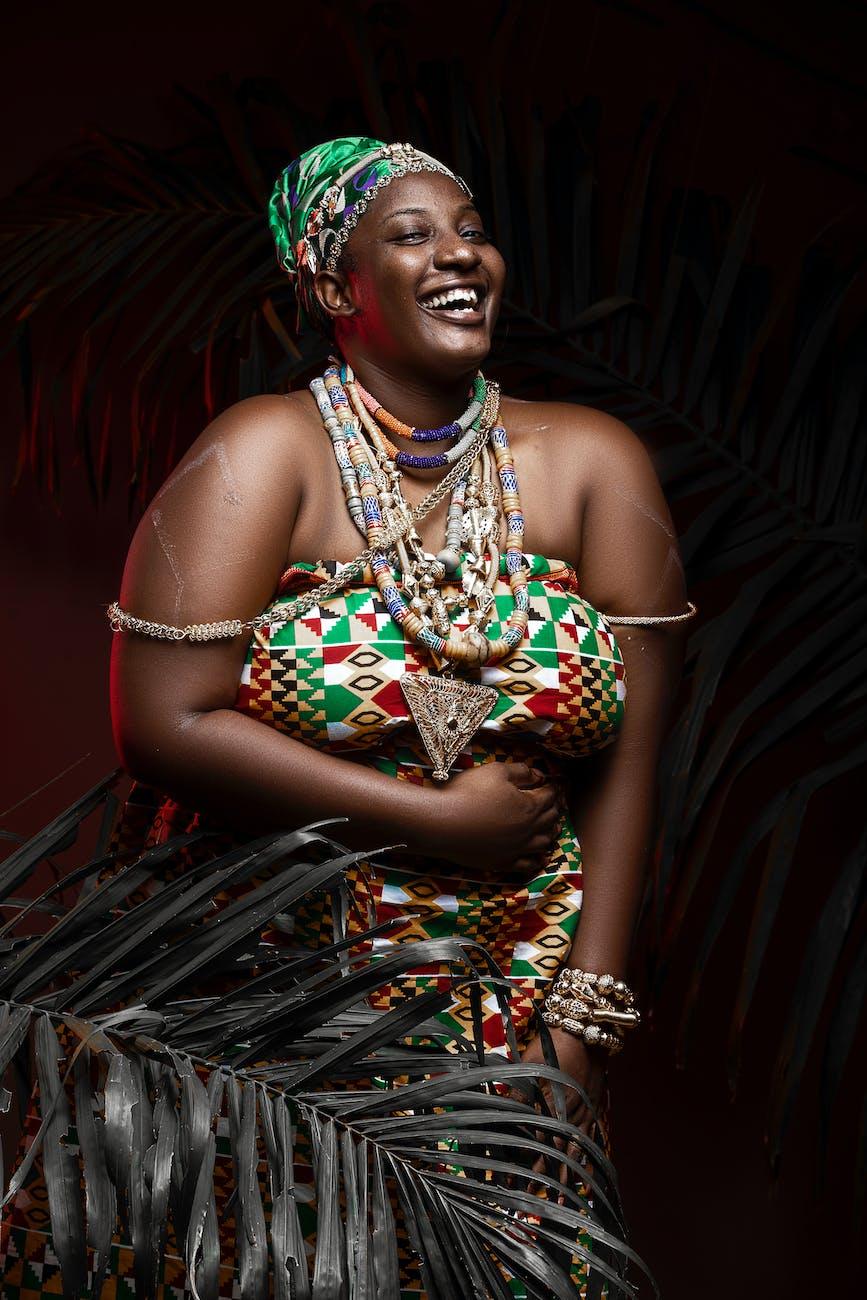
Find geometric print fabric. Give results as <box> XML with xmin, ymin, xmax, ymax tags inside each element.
<box><xmin>237</xmin><ymin>551</ymin><xmax>626</xmax><ymax>1054</ymax></box>
<box><xmin>236</xmin><ymin>552</ymin><xmax>626</xmax><ymax>760</ymax></box>
<box><xmin>290</xmin><ymin>769</ymin><xmax>586</xmax><ymax>1055</ymax></box>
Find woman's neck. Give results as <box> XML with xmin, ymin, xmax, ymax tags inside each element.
<box><xmin>340</xmin><ymin>352</ymin><xmax>478</xmax><ymax>444</ymax></box>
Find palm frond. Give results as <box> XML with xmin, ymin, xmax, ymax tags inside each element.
<box><xmin>0</xmin><ymin>780</ymin><xmax>652</xmax><ymax>1299</ymax></box>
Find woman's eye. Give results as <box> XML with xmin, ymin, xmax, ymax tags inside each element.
<box><xmin>394</xmin><ymin>230</ymin><xmax>428</xmax><ymax>242</ymax></box>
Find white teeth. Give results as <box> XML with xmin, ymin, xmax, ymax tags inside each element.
<box><xmin>421</xmin><ymin>287</ymin><xmax>479</xmax><ymax>309</ymax></box>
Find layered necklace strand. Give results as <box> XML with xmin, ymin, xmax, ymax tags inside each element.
<box><xmin>352</xmin><ymin>372</ymin><xmax>485</xmax><ymax>445</ymax></box>
<box><xmin>356</xmin><ymin>373</ymin><xmax>486</xmax><ymax>469</ymax></box>
<box><xmin>308</xmin><ymin>358</ymin><xmax>529</xmax><ymax>777</ymax></box>
<box><xmin>325</xmin><ymin>358</ymin><xmax>529</xmax><ymax>664</ymax></box>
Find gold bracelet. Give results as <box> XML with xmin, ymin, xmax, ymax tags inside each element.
<box><xmin>552</xmin><ymin>968</ymin><xmax>637</xmax><ymax>1007</ymax></box>
<box><xmin>107</xmin><ymin>602</ymin><xmax>246</xmax><ymax>642</ymax></box>
<box><xmin>602</xmin><ymin>600</ymin><xmax>697</xmax><ymax>627</ymax></box>
<box><xmin>541</xmin><ymin>967</ymin><xmax>642</xmax><ymax>1053</ymax></box>
<box><xmin>547</xmin><ymin>994</ymin><xmax>641</xmax><ymax>1031</ymax></box>
<box><xmin>541</xmin><ymin>1009</ymin><xmax>624</xmax><ymax>1053</ymax></box>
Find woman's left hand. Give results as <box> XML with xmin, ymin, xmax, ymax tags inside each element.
<box><xmin>517</xmin><ymin>1028</ymin><xmax>608</xmax><ymax>1196</ymax></box>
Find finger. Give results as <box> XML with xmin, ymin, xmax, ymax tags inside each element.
<box><xmin>532</xmin><ymin>792</ymin><xmax>562</xmax><ymax>822</ymax></box>
<box><xmin>526</xmin><ymin>779</ymin><xmax>558</xmax><ymax>806</ymax></box>
<box><xmin>529</xmin><ymin>1129</ymin><xmax>577</xmax><ymax>1197</ymax></box>
<box><xmin>520</xmin><ymin>806</ymin><xmax>558</xmax><ymax>841</ymax></box>
<box><xmin>533</xmin><ymin>806</ymin><xmax>563</xmax><ymax>837</ymax></box>
<box><xmin>532</xmin><ymin>797</ymin><xmax>564</xmax><ymax>830</ymax></box>
<box><xmin>557</xmin><ymin>1156</ymin><xmax>569</xmax><ymax>1204</ymax></box>
<box><xmin>519</xmin><ymin>821</ymin><xmax>559</xmax><ymax>855</ymax></box>
<box><xmin>557</xmin><ymin>1140</ymin><xmax>585</xmax><ymax>1204</ymax></box>
<box><xmin>520</xmin><ymin>769</ymin><xmax>554</xmax><ymax>795</ymax></box>
<box><xmin>506</xmin><ymin>762</ymin><xmax>538</xmax><ymax>787</ymax></box>
<box><xmin>553</xmin><ymin>1133</ymin><xmax>587</xmax><ymax>1190</ymax></box>
<box><xmin>529</xmin><ymin>1139</ymin><xmax>554</xmax><ymax>1194</ymax></box>
<box><xmin>514</xmin><ymin>810</ymin><xmax>559</xmax><ymax>853</ymax></box>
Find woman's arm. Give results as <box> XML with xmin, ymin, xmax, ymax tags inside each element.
<box><xmin>565</xmin><ymin>411</ymin><xmax>688</xmax><ymax>980</ymax></box>
<box><xmin>111</xmin><ymin>396</ymin><xmax>561</xmax><ymax>870</ymax></box>
<box><xmin>518</xmin><ymin>411</ymin><xmax>687</xmax><ymax>1148</ymax></box>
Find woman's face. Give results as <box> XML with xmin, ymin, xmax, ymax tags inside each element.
<box><xmin>316</xmin><ymin>171</ymin><xmax>506</xmax><ymax>379</ymax></box>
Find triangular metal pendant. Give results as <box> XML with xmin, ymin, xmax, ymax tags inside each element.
<box><xmin>400</xmin><ymin>672</ymin><xmax>498</xmax><ymax>781</ymax></box>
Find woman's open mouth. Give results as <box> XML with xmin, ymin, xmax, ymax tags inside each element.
<box><xmin>417</xmin><ymin>285</ymin><xmax>486</xmax><ymax>325</ymax></box>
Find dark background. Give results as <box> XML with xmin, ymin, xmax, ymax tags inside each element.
<box><xmin>2</xmin><ymin>2</ymin><xmax>866</xmax><ymax>1295</ymax></box>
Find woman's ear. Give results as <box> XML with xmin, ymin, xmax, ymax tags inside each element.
<box><xmin>313</xmin><ymin>270</ymin><xmax>357</xmax><ymax>323</ymax></box>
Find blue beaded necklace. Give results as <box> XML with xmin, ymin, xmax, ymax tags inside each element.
<box><xmin>341</xmin><ymin>365</ymin><xmax>485</xmax><ymax>469</ymax></box>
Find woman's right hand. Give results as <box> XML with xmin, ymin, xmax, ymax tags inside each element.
<box><xmin>430</xmin><ymin>761</ymin><xmax>566</xmax><ymax>876</ymax></box>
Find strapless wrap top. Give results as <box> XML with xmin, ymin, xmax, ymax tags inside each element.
<box><xmin>234</xmin><ymin>552</ymin><xmax>626</xmax><ymax>776</ymax></box>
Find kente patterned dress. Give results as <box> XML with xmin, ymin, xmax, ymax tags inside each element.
<box><xmin>0</xmin><ymin>551</ymin><xmax>626</xmax><ymax>1300</ymax></box>
<box><xmin>236</xmin><ymin>552</ymin><xmax>626</xmax><ymax>1053</ymax></box>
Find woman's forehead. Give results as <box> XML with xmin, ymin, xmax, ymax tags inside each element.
<box><xmin>368</xmin><ymin>172</ymin><xmax>478</xmax><ymax>227</ymax></box>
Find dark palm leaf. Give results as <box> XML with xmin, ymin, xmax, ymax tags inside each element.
<box><xmin>0</xmin><ymin>781</ymin><xmax>652</xmax><ymax>1298</ymax></box>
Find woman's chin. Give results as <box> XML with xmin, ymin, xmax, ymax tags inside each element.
<box><xmin>416</xmin><ymin>319</ymin><xmax>493</xmax><ymax>369</ymax></box>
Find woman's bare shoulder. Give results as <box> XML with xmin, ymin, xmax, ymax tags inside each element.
<box><xmin>500</xmin><ymin>396</ymin><xmax>659</xmax><ymax>516</ymax></box>
<box><xmin>121</xmin><ymin>391</ymin><xmax>322</xmax><ymax>618</ymax></box>
<box><xmin>506</xmin><ymin>399</ymin><xmax>682</xmax><ymax>613</ymax></box>
<box><xmin>165</xmin><ymin>390</ymin><xmax>319</xmax><ymax>480</ymax></box>
<box><xmin>502</xmin><ymin>395</ymin><xmax>648</xmax><ymax>463</ymax></box>
<box><xmin>140</xmin><ymin>390</ymin><xmax>322</xmax><ymax>533</ymax></box>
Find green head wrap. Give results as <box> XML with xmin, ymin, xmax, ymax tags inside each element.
<box><xmin>268</xmin><ymin>136</ymin><xmax>472</xmax><ymax>331</ymax></box>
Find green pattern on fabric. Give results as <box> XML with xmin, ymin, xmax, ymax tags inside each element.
<box><xmin>238</xmin><ymin>552</ymin><xmax>626</xmax><ymax>759</ymax></box>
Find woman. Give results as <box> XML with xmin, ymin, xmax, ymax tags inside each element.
<box><xmin>6</xmin><ymin>136</ymin><xmax>693</xmax><ymax>1297</ymax></box>
<box><xmin>117</xmin><ymin>133</ymin><xmax>688</xmax><ymax>1047</ymax></box>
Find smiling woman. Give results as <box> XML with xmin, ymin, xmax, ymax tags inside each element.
<box><xmin>314</xmin><ymin>174</ymin><xmax>503</xmax><ymax>387</ymax></box>
<box><xmin>3</xmin><ymin>135</ymin><xmax>695</xmax><ymax>1299</ymax></box>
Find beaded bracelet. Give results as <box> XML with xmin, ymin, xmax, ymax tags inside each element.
<box><xmin>541</xmin><ymin>967</ymin><xmax>641</xmax><ymax>1054</ymax></box>
<box><xmin>541</xmin><ymin>1012</ymin><xmax>624</xmax><ymax>1053</ymax></box>
<box><xmin>552</xmin><ymin>968</ymin><xmax>638</xmax><ymax>1007</ymax></box>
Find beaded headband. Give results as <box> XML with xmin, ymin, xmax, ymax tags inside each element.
<box><xmin>268</xmin><ymin>136</ymin><xmax>472</xmax><ymax>329</ymax></box>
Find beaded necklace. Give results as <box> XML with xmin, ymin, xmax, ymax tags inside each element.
<box><xmin>352</xmin><ymin>373</ymin><xmax>484</xmax><ymax>442</ymax></box>
<box><xmin>310</xmin><ymin>358</ymin><xmax>530</xmax><ymax>778</ymax></box>
<box><xmin>341</xmin><ymin>366</ymin><xmax>470</xmax><ymax>569</ymax></box>
<box><xmin>343</xmin><ymin>371</ymin><xmax>486</xmax><ymax>470</ymax></box>
<box><xmin>342</xmin><ymin>364</ymin><xmax>497</xmax><ymax>630</ymax></box>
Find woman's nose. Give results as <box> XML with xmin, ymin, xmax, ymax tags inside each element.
<box><xmin>433</xmin><ymin>232</ymin><xmax>481</xmax><ymax>268</ymax></box>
